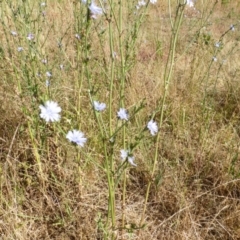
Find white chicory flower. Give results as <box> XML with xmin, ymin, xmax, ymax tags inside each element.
<box><xmin>147</xmin><ymin>120</ymin><xmax>158</xmax><ymax>136</ymax></box>
<box><xmin>75</xmin><ymin>33</ymin><xmax>81</xmax><ymax>40</ymax></box>
<box><xmin>42</xmin><ymin>59</ymin><xmax>47</xmax><ymax>64</ymax></box>
<box><xmin>81</xmin><ymin>0</ymin><xmax>103</xmax><ymax>18</ymax></box>
<box><xmin>120</xmin><ymin>149</ymin><xmax>128</xmax><ymax>160</ymax></box>
<box><xmin>137</xmin><ymin>0</ymin><xmax>146</xmax><ymax>7</ymax></box>
<box><xmin>117</xmin><ymin>108</ymin><xmax>129</xmax><ymax>121</ymax></box>
<box><xmin>17</xmin><ymin>47</ymin><xmax>24</xmax><ymax>52</ymax></box>
<box><xmin>89</xmin><ymin>2</ymin><xmax>103</xmax><ymax>18</ymax></box>
<box><xmin>11</xmin><ymin>31</ymin><xmax>17</xmax><ymax>36</ymax></box>
<box><xmin>39</xmin><ymin>100</ymin><xmax>61</xmax><ymax>122</ymax></box>
<box><xmin>139</xmin><ymin>0</ymin><xmax>146</xmax><ymax>6</ymax></box>
<box><xmin>120</xmin><ymin>149</ymin><xmax>137</xmax><ymax>167</ymax></box>
<box><xmin>46</xmin><ymin>71</ymin><xmax>52</xmax><ymax>77</ymax></box>
<box><xmin>230</xmin><ymin>24</ymin><xmax>235</xmax><ymax>31</ymax></box>
<box><xmin>186</xmin><ymin>0</ymin><xmax>194</xmax><ymax>8</ymax></box>
<box><xmin>66</xmin><ymin>130</ymin><xmax>87</xmax><ymax>147</ymax></box>
<box><xmin>27</xmin><ymin>33</ymin><xmax>34</xmax><ymax>41</ymax></box>
<box><xmin>150</xmin><ymin>0</ymin><xmax>157</xmax><ymax>4</ymax></box>
<box><xmin>127</xmin><ymin>156</ymin><xmax>136</xmax><ymax>167</ymax></box>
<box><xmin>93</xmin><ymin>101</ymin><xmax>106</xmax><ymax>112</ymax></box>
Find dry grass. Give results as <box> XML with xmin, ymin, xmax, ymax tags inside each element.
<box><xmin>1</xmin><ymin>0</ymin><xmax>240</xmax><ymax>239</ymax></box>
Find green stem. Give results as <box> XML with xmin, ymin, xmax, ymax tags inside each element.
<box><xmin>118</xmin><ymin>0</ymin><xmax>127</xmax><ymax>231</ymax></box>
<box><xmin>107</xmin><ymin>0</ymin><xmax>116</xmax><ymax>232</ymax></box>
<box><xmin>140</xmin><ymin>1</ymin><xmax>185</xmax><ymax>227</ymax></box>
